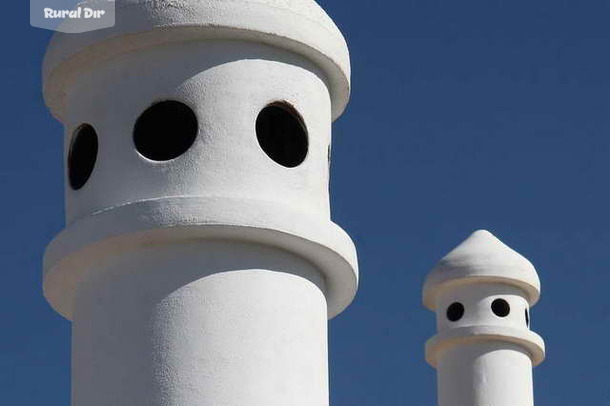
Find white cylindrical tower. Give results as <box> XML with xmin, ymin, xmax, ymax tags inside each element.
<box><xmin>423</xmin><ymin>230</ymin><xmax>545</xmax><ymax>406</ymax></box>
<box><xmin>41</xmin><ymin>2</ymin><xmax>357</xmax><ymax>406</ymax></box>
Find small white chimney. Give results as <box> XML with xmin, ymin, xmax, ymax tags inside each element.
<box><xmin>423</xmin><ymin>230</ymin><xmax>545</xmax><ymax>406</ymax></box>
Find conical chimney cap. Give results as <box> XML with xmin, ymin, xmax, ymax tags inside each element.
<box><xmin>423</xmin><ymin>230</ymin><xmax>540</xmax><ymax>310</ymax></box>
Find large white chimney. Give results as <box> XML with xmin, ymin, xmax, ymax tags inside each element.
<box><xmin>41</xmin><ymin>1</ymin><xmax>358</xmax><ymax>405</ymax></box>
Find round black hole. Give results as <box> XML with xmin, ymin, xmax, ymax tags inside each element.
<box><xmin>256</xmin><ymin>103</ymin><xmax>308</xmax><ymax>168</ymax></box>
<box><xmin>68</xmin><ymin>124</ymin><xmax>98</xmax><ymax>190</ymax></box>
<box><xmin>491</xmin><ymin>298</ymin><xmax>511</xmax><ymax>317</ymax></box>
<box><xmin>134</xmin><ymin>100</ymin><xmax>198</xmax><ymax>161</ymax></box>
<box><xmin>525</xmin><ymin>308</ymin><xmax>530</xmax><ymax>327</ymax></box>
<box><xmin>446</xmin><ymin>302</ymin><xmax>464</xmax><ymax>322</ymax></box>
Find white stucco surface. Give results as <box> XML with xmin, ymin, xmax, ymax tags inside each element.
<box><xmin>437</xmin><ymin>342</ymin><xmax>534</xmax><ymax>406</ymax></box>
<box><xmin>72</xmin><ymin>241</ymin><xmax>329</xmax><ymax>406</ymax></box>
<box><xmin>424</xmin><ymin>230</ymin><xmax>545</xmax><ymax>406</ymax></box>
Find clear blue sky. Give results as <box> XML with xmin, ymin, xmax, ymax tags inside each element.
<box><xmin>4</xmin><ymin>1</ymin><xmax>610</xmax><ymax>405</ymax></box>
